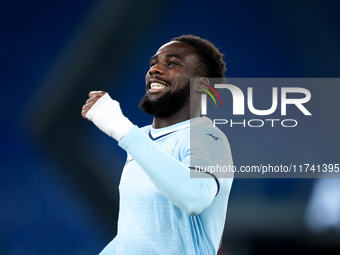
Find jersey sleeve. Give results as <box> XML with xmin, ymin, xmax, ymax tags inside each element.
<box><xmin>118</xmin><ymin>126</ymin><xmax>218</xmax><ymax>216</ymax></box>
<box><xmin>188</xmin><ymin>126</ymin><xmax>234</xmax><ymax>181</ymax></box>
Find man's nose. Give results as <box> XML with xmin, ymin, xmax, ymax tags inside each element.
<box><xmin>148</xmin><ymin>63</ymin><xmax>164</xmax><ymax>75</ymax></box>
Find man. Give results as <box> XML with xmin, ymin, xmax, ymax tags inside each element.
<box><xmin>81</xmin><ymin>35</ymin><xmax>233</xmax><ymax>255</ymax></box>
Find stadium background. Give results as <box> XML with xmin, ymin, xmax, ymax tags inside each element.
<box><xmin>1</xmin><ymin>0</ymin><xmax>339</xmax><ymax>254</ymax></box>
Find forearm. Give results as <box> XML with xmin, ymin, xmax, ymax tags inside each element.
<box><xmin>119</xmin><ymin>126</ymin><xmax>217</xmax><ymax>216</ymax></box>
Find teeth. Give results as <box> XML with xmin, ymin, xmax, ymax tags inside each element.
<box><xmin>150</xmin><ymin>82</ymin><xmax>166</xmax><ymax>89</ymax></box>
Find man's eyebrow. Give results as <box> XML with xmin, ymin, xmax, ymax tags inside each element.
<box><xmin>149</xmin><ymin>53</ymin><xmax>184</xmax><ymax>62</ymax></box>
<box><xmin>165</xmin><ymin>53</ymin><xmax>184</xmax><ymax>60</ymax></box>
<box><xmin>149</xmin><ymin>55</ymin><xmax>157</xmax><ymax>62</ymax></box>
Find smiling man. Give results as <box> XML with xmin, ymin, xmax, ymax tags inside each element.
<box><xmin>81</xmin><ymin>35</ymin><xmax>233</xmax><ymax>255</ymax></box>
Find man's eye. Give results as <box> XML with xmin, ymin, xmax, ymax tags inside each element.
<box><xmin>150</xmin><ymin>62</ymin><xmax>157</xmax><ymax>67</ymax></box>
<box><xmin>168</xmin><ymin>61</ymin><xmax>178</xmax><ymax>68</ymax></box>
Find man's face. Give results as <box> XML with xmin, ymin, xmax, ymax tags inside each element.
<box><xmin>139</xmin><ymin>41</ymin><xmax>199</xmax><ymax>117</ymax></box>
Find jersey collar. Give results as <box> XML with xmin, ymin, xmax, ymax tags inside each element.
<box><xmin>149</xmin><ymin>119</ymin><xmax>191</xmax><ymax>140</ymax></box>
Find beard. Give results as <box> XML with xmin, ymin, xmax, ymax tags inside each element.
<box><xmin>139</xmin><ymin>82</ymin><xmax>190</xmax><ymax>118</ymax></box>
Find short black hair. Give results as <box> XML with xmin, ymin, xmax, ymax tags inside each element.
<box><xmin>171</xmin><ymin>35</ymin><xmax>226</xmax><ymax>78</ymax></box>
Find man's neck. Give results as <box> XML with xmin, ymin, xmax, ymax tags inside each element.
<box><xmin>152</xmin><ymin>114</ymin><xmax>189</xmax><ymax>129</ymax></box>
<box><xmin>152</xmin><ymin>104</ymin><xmax>200</xmax><ymax>129</ymax></box>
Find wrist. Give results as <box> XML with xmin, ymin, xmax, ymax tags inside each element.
<box><xmin>86</xmin><ymin>93</ymin><xmax>134</xmax><ymax>141</ymax></box>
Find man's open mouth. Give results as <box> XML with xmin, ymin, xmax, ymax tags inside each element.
<box><xmin>149</xmin><ymin>82</ymin><xmax>166</xmax><ymax>90</ymax></box>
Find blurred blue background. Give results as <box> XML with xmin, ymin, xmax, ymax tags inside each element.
<box><xmin>1</xmin><ymin>0</ymin><xmax>340</xmax><ymax>254</ymax></box>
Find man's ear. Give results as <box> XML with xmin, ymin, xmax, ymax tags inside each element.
<box><xmin>193</xmin><ymin>77</ymin><xmax>210</xmax><ymax>93</ymax></box>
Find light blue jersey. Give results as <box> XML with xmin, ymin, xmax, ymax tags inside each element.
<box><xmin>100</xmin><ymin>117</ymin><xmax>233</xmax><ymax>255</ymax></box>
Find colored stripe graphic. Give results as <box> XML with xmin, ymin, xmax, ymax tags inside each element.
<box><xmin>198</xmin><ymin>82</ymin><xmax>223</xmax><ymax>106</ymax></box>
<box><xmin>199</xmin><ymin>88</ymin><xmax>217</xmax><ymax>105</ymax></box>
